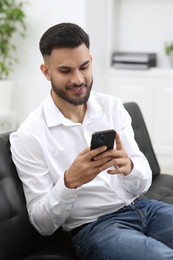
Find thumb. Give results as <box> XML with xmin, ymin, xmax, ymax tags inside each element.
<box><xmin>115</xmin><ymin>132</ymin><xmax>123</xmax><ymax>150</ymax></box>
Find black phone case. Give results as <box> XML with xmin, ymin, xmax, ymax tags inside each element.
<box><xmin>90</xmin><ymin>129</ymin><xmax>116</xmax><ymax>150</ymax></box>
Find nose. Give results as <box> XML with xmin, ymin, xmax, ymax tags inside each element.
<box><xmin>70</xmin><ymin>70</ymin><xmax>84</xmax><ymax>85</ymax></box>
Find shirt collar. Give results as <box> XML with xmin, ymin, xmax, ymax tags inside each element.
<box><xmin>84</xmin><ymin>91</ymin><xmax>103</xmax><ymax>122</ymax></box>
<box><xmin>43</xmin><ymin>91</ymin><xmax>103</xmax><ymax>128</ymax></box>
<box><xmin>43</xmin><ymin>93</ymin><xmax>65</xmax><ymax>127</ymax></box>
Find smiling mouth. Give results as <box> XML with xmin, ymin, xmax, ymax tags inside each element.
<box><xmin>68</xmin><ymin>84</ymin><xmax>86</xmax><ymax>92</ymax></box>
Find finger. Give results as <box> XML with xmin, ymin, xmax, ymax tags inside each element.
<box><xmin>107</xmin><ymin>167</ymin><xmax>129</xmax><ymax>176</ymax></box>
<box><xmin>107</xmin><ymin>168</ymin><xmax>121</xmax><ymax>175</ymax></box>
<box><xmin>89</xmin><ymin>145</ymin><xmax>107</xmax><ymax>160</ymax></box>
<box><xmin>107</xmin><ymin>165</ymin><xmax>125</xmax><ymax>175</ymax></box>
<box><xmin>79</xmin><ymin>147</ymin><xmax>90</xmax><ymax>156</ymax></box>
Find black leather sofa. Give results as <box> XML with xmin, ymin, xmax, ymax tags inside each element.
<box><xmin>0</xmin><ymin>132</ymin><xmax>78</xmax><ymax>260</ymax></box>
<box><xmin>0</xmin><ymin>102</ymin><xmax>173</xmax><ymax>259</ymax></box>
<box><xmin>124</xmin><ymin>102</ymin><xmax>173</xmax><ymax>203</ymax></box>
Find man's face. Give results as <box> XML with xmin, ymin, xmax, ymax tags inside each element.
<box><xmin>41</xmin><ymin>44</ymin><xmax>93</xmax><ymax>106</ymax></box>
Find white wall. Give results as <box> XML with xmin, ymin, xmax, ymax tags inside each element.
<box><xmin>12</xmin><ymin>0</ymin><xmax>86</xmax><ymax>122</ymax></box>
<box><xmin>85</xmin><ymin>0</ymin><xmax>110</xmax><ymax>93</ymax></box>
<box><xmin>11</xmin><ymin>0</ymin><xmax>173</xmax><ymax>124</ymax></box>
<box><xmin>112</xmin><ymin>0</ymin><xmax>173</xmax><ymax>68</ymax></box>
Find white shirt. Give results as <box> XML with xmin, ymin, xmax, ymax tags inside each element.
<box><xmin>10</xmin><ymin>91</ymin><xmax>152</xmax><ymax>235</ymax></box>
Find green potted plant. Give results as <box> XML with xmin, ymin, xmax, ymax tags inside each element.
<box><xmin>165</xmin><ymin>42</ymin><xmax>173</xmax><ymax>68</ymax></box>
<box><xmin>0</xmin><ymin>0</ymin><xmax>27</xmax><ymax>113</ymax></box>
<box><xmin>165</xmin><ymin>42</ymin><xmax>173</xmax><ymax>56</ymax></box>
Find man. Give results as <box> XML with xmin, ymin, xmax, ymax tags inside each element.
<box><xmin>10</xmin><ymin>23</ymin><xmax>173</xmax><ymax>259</ymax></box>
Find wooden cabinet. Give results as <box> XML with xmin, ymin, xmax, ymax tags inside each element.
<box><xmin>106</xmin><ymin>68</ymin><xmax>173</xmax><ymax>174</ymax></box>
<box><xmin>108</xmin><ymin>69</ymin><xmax>154</xmax><ymax>136</ymax></box>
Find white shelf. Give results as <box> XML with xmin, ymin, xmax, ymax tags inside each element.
<box><xmin>109</xmin><ymin>67</ymin><xmax>173</xmax><ymax>78</ymax></box>
<box><xmin>108</xmin><ymin>0</ymin><xmax>173</xmax><ymax>68</ymax></box>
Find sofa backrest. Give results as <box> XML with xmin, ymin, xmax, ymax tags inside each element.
<box><xmin>0</xmin><ymin>132</ymin><xmax>50</xmax><ymax>260</ymax></box>
<box><xmin>124</xmin><ymin>102</ymin><xmax>160</xmax><ymax>178</ymax></box>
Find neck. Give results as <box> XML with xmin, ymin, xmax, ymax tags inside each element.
<box><xmin>62</xmin><ymin>103</ymin><xmax>87</xmax><ymax>123</ymax></box>
<box><xmin>51</xmin><ymin>92</ymin><xmax>87</xmax><ymax>123</ymax></box>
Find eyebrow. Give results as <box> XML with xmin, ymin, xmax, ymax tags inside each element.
<box><xmin>58</xmin><ymin>60</ymin><xmax>90</xmax><ymax>70</ymax></box>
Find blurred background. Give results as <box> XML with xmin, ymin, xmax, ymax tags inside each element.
<box><xmin>1</xmin><ymin>0</ymin><xmax>173</xmax><ymax>173</ymax></box>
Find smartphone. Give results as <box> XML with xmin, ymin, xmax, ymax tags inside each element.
<box><xmin>90</xmin><ymin>129</ymin><xmax>116</xmax><ymax>151</ymax></box>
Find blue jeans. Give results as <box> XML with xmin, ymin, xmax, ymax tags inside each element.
<box><xmin>72</xmin><ymin>196</ymin><xmax>173</xmax><ymax>259</ymax></box>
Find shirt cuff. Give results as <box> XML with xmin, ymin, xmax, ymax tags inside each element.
<box><xmin>53</xmin><ymin>175</ymin><xmax>80</xmax><ymax>200</ymax></box>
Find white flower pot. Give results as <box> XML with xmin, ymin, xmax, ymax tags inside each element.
<box><xmin>0</xmin><ymin>80</ymin><xmax>13</xmax><ymax>113</ymax></box>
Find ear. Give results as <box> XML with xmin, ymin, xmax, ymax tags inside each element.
<box><xmin>40</xmin><ymin>63</ymin><xmax>51</xmax><ymax>81</ymax></box>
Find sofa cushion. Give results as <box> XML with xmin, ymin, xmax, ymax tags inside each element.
<box><xmin>146</xmin><ymin>174</ymin><xmax>173</xmax><ymax>204</ymax></box>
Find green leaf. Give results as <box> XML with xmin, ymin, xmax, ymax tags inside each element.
<box><xmin>0</xmin><ymin>0</ymin><xmax>27</xmax><ymax>79</ymax></box>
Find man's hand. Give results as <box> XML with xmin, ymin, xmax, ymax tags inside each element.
<box><xmin>64</xmin><ymin>132</ymin><xmax>133</xmax><ymax>189</ymax></box>
<box><xmin>93</xmin><ymin>132</ymin><xmax>133</xmax><ymax>176</ymax></box>
<box><xmin>64</xmin><ymin>145</ymin><xmax>112</xmax><ymax>189</ymax></box>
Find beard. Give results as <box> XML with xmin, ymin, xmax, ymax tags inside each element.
<box><xmin>51</xmin><ymin>79</ymin><xmax>93</xmax><ymax>106</ymax></box>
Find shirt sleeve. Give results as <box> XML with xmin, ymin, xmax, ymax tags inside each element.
<box><xmin>116</xmin><ymin>101</ymin><xmax>152</xmax><ymax>199</ymax></box>
<box><xmin>10</xmin><ymin>131</ymin><xmax>79</xmax><ymax>235</ymax></box>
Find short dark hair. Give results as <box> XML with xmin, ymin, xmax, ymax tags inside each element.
<box><xmin>39</xmin><ymin>22</ymin><xmax>90</xmax><ymax>56</ymax></box>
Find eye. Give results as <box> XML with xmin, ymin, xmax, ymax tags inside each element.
<box><xmin>80</xmin><ymin>63</ymin><xmax>89</xmax><ymax>71</ymax></box>
<box><xmin>59</xmin><ymin>68</ymin><xmax>70</xmax><ymax>74</ymax></box>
